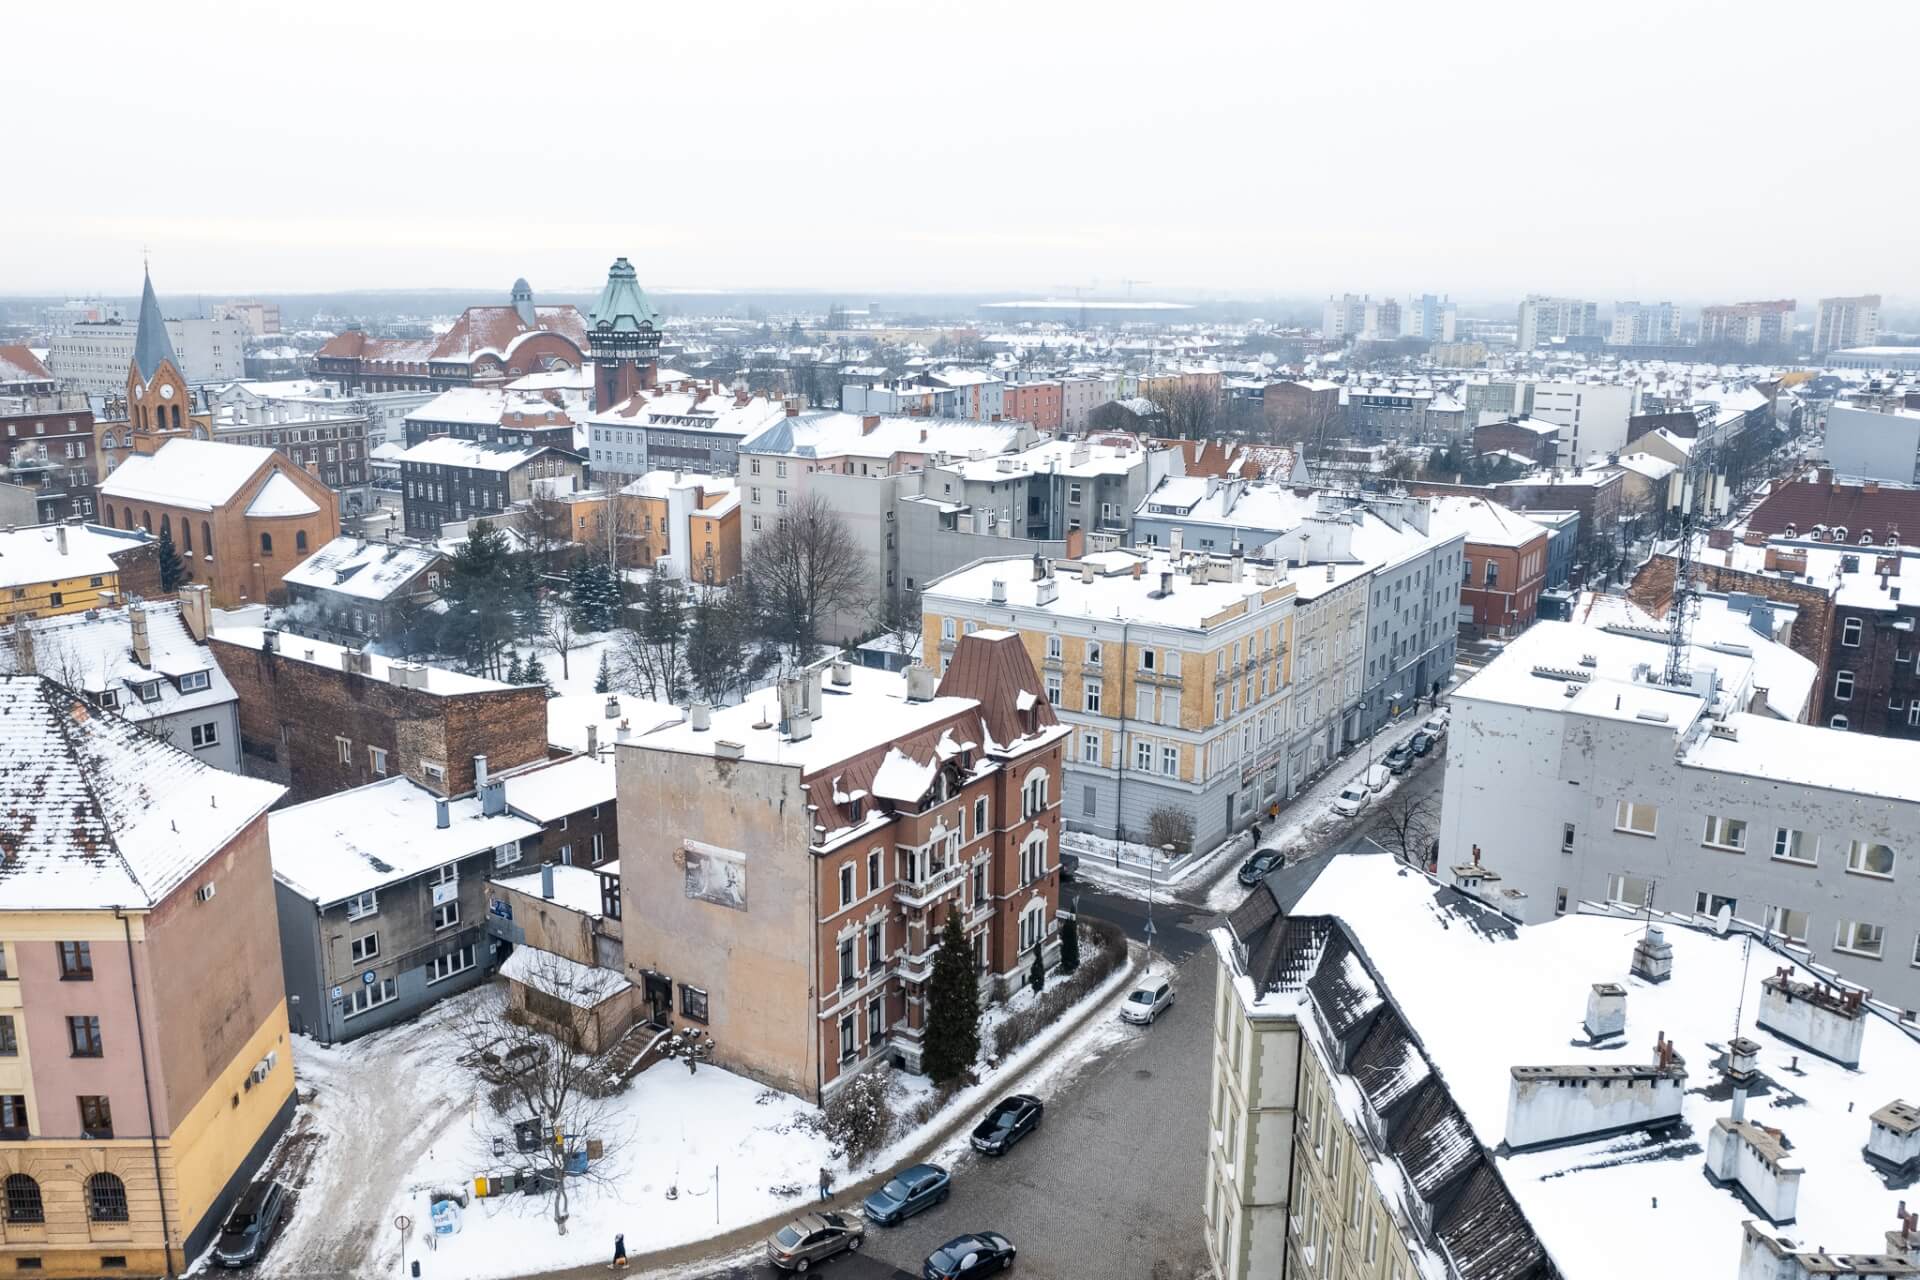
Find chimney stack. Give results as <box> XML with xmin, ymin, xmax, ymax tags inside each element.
<box><xmin>605</xmin><ymin>695</ymin><xmax>621</xmax><ymax>720</ymax></box>
<box><xmin>585</xmin><ymin>724</ymin><xmax>599</xmax><ymax>757</ymax></box>
<box><xmin>905</xmin><ymin>663</ymin><xmax>937</xmax><ymax>703</ymax></box>
<box><xmin>474</xmin><ymin>754</ymin><xmax>489</xmax><ymax>788</ymax></box>
<box><xmin>690</xmin><ymin>700</ymin><xmax>712</xmax><ymax>730</ymax></box>
<box><xmin>1726</xmin><ymin>1036</ymin><xmax>1761</xmax><ymax>1124</ymax></box>
<box><xmin>55</xmin><ymin>525</ymin><xmax>67</xmax><ymax>556</ymax></box>
<box><xmin>11</xmin><ymin>621</ymin><xmax>35</xmax><ymax>675</ymax></box>
<box><xmin>1630</xmin><ymin>926</ymin><xmax>1674</xmax><ymax>983</ymax></box>
<box><xmin>129</xmin><ymin>606</ymin><xmax>151</xmax><ymax>668</ymax></box>
<box><xmin>435</xmin><ymin>797</ymin><xmax>450</xmax><ymax>829</ymax></box>
<box><xmin>177</xmin><ymin>584</ymin><xmax>211</xmax><ymax>641</ymax></box>
<box><xmin>541</xmin><ymin>863</ymin><xmax>555</xmax><ymax>900</ymax></box>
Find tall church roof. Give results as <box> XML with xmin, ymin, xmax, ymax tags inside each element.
<box><xmin>131</xmin><ymin>268</ymin><xmax>181</xmax><ymax>384</ymax></box>
<box><xmin>588</xmin><ymin>257</ymin><xmax>662</xmax><ymax>334</ymax></box>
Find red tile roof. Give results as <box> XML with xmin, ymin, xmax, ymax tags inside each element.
<box><xmin>1746</xmin><ymin>478</ymin><xmax>1920</xmax><ymax>543</ymax></box>
<box><xmin>317</xmin><ymin>305</ymin><xmax>587</xmax><ymax>370</ymax></box>
<box><xmin>0</xmin><ymin>345</ymin><xmax>54</xmax><ymax>383</ymax></box>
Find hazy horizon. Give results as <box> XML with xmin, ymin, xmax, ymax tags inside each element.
<box><xmin>8</xmin><ymin>0</ymin><xmax>1914</xmax><ymax>300</ymax></box>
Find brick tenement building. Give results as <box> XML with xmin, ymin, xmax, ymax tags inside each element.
<box><xmin>1744</xmin><ymin>471</ymin><xmax>1920</xmax><ymax>542</ymax></box>
<box><xmin>313</xmin><ymin>279</ymin><xmax>588</xmax><ymax>393</ymax></box>
<box><xmin>1430</xmin><ymin>496</ymin><xmax>1549</xmax><ymax>636</ymax></box>
<box><xmin>619</xmin><ymin>636</ymin><xmax>1069</xmax><ymax>1102</ymax></box>
<box><xmin>208</xmin><ymin>627</ymin><xmax>548</xmax><ymax>803</ymax></box>
<box><xmin>1470</xmin><ymin>416</ymin><xmax>1559</xmax><ymax>467</ymax></box>
<box><xmin>1</xmin><ymin>392</ymin><xmax>99</xmax><ymax>522</ymax></box>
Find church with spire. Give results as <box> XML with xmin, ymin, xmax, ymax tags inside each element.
<box><xmin>125</xmin><ymin>266</ymin><xmax>198</xmax><ymax>454</ymax></box>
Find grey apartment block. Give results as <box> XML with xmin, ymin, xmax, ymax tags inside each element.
<box><xmin>275</xmin><ymin>855</ymin><xmax>501</xmax><ymax>1044</ymax></box>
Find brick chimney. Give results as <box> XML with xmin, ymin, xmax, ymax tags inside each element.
<box><xmin>861</xmin><ymin>414</ymin><xmax>881</xmax><ymax>435</ymax></box>
<box><xmin>129</xmin><ymin>606</ymin><xmax>151</xmax><ymax>668</ymax></box>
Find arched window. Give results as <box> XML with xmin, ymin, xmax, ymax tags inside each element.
<box><xmin>169</xmin><ymin>404</ymin><xmax>181</xmax><ymax>431</ymax></box>
<box><xmin>160</xmin><ymin>515</ymin><xmax>171</xmax><ymax>542</ymax></box>
<box><xmin>4</xmin><ymin>1173</ymin><xmax>43</xmax><ymax>1224</ymax></box>
<box><xmin>141</xmin><ymin>510</ymin><xmax>152</xmax><ymax>533</ymax></box>
<box><xmin>202</xmin><ymin>522</ymin><xmax>213</xmax><ymax>560</ymax></box>
<box><xmin>87</xmin><ymin>1172</ymin><xmax>128</xmax><ymax>1222</ymax></box>
<box><xmin>102</xmin><ymin>506</ymin><xmax>115</xmax><ymax>528</ymax></box>
<box><xmin>1022</xmin><ymin>769</ymin><xmax>1049</xmax><ymax>820</ymax></box>
<box><xmin>123</xmin><ymin>506</ymin><xmax>134</xmax><ymax>530</ymax></box>
<box><xmin>260</xmin><ymin>532</ymin><xmax>273</xmax><ymax>555</ymax></box>
<box><xmin>296</xmin><ymin>530</ymin><xmax>308</xmax><ymax>552</ymax></box>
<box><xmin>181</xmin><ymin>521</ymin><xmax>191</xmax><ymax>553</ymax></box>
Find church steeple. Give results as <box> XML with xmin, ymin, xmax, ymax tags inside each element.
<box><xmin>126</xmin><ymin>266</ymin><xmax>191</xmax><ymax>453</ymax></box>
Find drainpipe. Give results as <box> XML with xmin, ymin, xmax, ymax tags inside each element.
<box><xmin>117</xmin><ymin>908</ymin><xmax>177</xmax><ymax>1278</ymax></box>
<box><xmin>1278</xmin><ymin>1023</ymin><xmax>1306</xmax><ymax>1280</ymax></box>
<box><xmin>1114</xmin><ymin>621</ymin><xmax>1132</xmax><ymax>847</ymax></box>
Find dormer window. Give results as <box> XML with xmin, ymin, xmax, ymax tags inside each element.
<box><xmin>1860</xmin><ymin>530</ymin><xmax>1874</xmax><ymax>545</ymax></box>
<box><xmin>135</xmin><ymin>680</ymin><xmax>161</xmax><ymax>703</ymax></box>
<box><xmin>178</xmin><ymin>670</ymin><xmax>209</xmax><ymax>693</ymax></box>
<box><xmin>96</xmin><ymin>689</ymin><xmax>119</xmax><ymax>711</ymax></box>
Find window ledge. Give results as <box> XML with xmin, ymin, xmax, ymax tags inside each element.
<box><xmin>1845</xmin><ymin>868</ymin><xmax>1896</xmax><ymax>882</ymax></box>
<box><xmin>1770</xmin><ymin>856</ymin><xmax>1818</xmax><ymax>869</ymax></box>
<box><xmin>1702</xmin><ymin>842</ymin><xmax>1747</xmax><ymax>854</ymax></box>
<box><xmin>1833</xmin><ymin>946</ymin><xmax>1884</xmax><ymax>961</ymax></box>
<box><xmin>1612</xmin><ymin>827</ymin><xmax>1657</xmax><ymax>838</ymax></box>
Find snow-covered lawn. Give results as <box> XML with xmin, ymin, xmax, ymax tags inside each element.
<box><xmin>252</xmin><ymin>947</ymin><xmax>1139</xmax><ymax>1279</ymax></box>
<box><xmin>257</xmin><ymin>987</ymin><xmax>835</xmax><ymax>1280</ymax></box>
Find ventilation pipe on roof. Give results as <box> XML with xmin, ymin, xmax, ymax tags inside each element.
<box><xmin>540</xmin><ymin>863</ymin><xmax>555</xmax><ymax>900</ymax></box>
<box><xmin>990</xmin><ymin>579</ymin><xmax>1007</xmax><ymax>604</ymax></box>
<box><xmin>474</xmin><ymin>754</ymin><xmax>489</xmax><ymax>788</ymax></box>
<box><xmin>585</xmin><ymin>724</ymin><xmax>599</xmax><ymax>757</ymax></box>
<box><xmin>435</xmin><ymin>798</ymin><xmax>450</xmax><ymax>829</ymax></box>
<box><xmin>604</xmin><ymin>696</ymin><xmax>621</xmax><ymax>720</ymax></box>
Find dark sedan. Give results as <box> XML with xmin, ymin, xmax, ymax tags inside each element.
<box><xmin>1383</xmin><ymin>742</ymin><xmax>1415</xmax><ymax>775</ymax></box>
<box><xmin>1410</xmin><ymin>729</ymin><xmax>1437</xmax><ymax>756</ymax></box>
<box><xmin>925</xmin><ymin>1232</ymin><xmax>1016</xmax><ymax>1278</ymax></box>
<box><xmin>862</xmin><ymin>1162</ymin><xmax>950</xmax><ymax>1225</ymax></box>
<box><xmin>970</xmin><ymin>1094</ymin><xmax>1043</xmax><ymax>1155</ymax></box>
<box><xmin>1237</xmin><ymin>849</ymin><xmax>1284</xmax><ymax>885</ymax></box>
<box><xmin>210</xmin><ymin>1178</ymin><xmax>288</xmax><ymax>1269</ymax></box>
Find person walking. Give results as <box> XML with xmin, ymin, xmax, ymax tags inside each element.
<box><xmin>612</xmin><ymin>1233</ymin><xmax>628</xmax><ymax>1269</ymax></box>
<box><xmin>818</xmin><ymin>1166</ymin><xmax>832</xmax><ymax>1202</ymax></box>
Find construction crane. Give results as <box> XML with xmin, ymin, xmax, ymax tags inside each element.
<box><xmin>1120</xmin><ymin>278</ymin><xmax>1151</xmax><ymax>299</ymax></box>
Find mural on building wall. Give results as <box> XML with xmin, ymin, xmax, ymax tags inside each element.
<box><xmin>683</xmin><ymin>840</ymin><xmax>747</xmax><ymax>910</ymax></box>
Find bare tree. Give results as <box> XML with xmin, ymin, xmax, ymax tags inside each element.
<box><xmin>865</xmin><ymin>580</ymin><xmax>924</xmax><ymax>668</ymax></box>
<box><xmin>519</xmin><ymin>489</ymin><xmax>577</xmax><ymax>582</ymax></box>
<box><xmin>454</xmin><ymin>964</ymin><xmax>632</xmax><ymax>1237</ymax></box>
<box><xmin>1374</xmin><ymin>790</ymin><xmax>1439</xmax><ymax>867</ymax></box>
<box><xmin>742</xmin><ymin>490</ymin><xmax>868</xmax><ymax>669</ymax></box>
<box><xmin>617</xmin><ymin>572</ymin><xmax>687</xmax><ymax>701</ymax></box>
<box><xmin>1147</xmin><ymin>384</ymin><xmax>1223</xmax><ymax>440</ymax></box>
<box><xmin>543</xmin><ymin>605</ymin><xmax>579</xmax><ymax>682</ymax></box>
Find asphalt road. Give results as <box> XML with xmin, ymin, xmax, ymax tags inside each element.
<box><xmin>714</xmin><ymin>751</ymin><xmax>1449</xmax><ymax>1280</ymax></box>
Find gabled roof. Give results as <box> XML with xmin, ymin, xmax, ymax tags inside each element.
<box><xmin>245</xmin><ymin>471</ymin><xmax>321</xmax><ymax>518</ymax></box>
<box><xmin>0</xmin><ymin>345</ymin><xmax>54</xmax><ymax>385</ymax></box>
<box><xmin>0</xmin><ymin>676</ymin><xmax>283</xmax><ymax>909</ymax></box>
<box><xmin>1747</xmin><ymin>477</ymin><xmax>1920</xmax><ymax>541</ymax></box>
<box><xmin>281</xmin><ymin>536</ymin><xmax>442</xmax><ymax>602</ymax></box>
<box><xmin>1</xmin><ymin>602</ymin><xmax>234</xmax><ymax>724</ymax></box>
<box><xmin>131</xmin><ymin>268</ymin><xmax>181</xmax><ymax>384</ymax></box>
<box><xmin>100</xmin><ymin>439</ymin><xmax>286</xmax><ymax>512</ymax></box>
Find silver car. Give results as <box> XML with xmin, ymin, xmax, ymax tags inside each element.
<box><xmin>1119</xmin><ymin>974</ymin><xmax>1175</xmax><ymax>1025</ymax></box>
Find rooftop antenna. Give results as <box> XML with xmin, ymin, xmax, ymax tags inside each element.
<box><xmin>1663</xmin><ymin>431</ymin><xmax>1717</xmax><ymax>686</ymax></box>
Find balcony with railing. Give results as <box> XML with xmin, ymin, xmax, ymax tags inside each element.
<box><xmin>894</xmin><ymin>858</ymin><xmax>965</xmax><ymax>909</ymax></box>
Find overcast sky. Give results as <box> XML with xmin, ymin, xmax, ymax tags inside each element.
<box><xmin>7</xmin><ymin>0</ymin><xmax>1913</xmax><ymax>301</ymax></box>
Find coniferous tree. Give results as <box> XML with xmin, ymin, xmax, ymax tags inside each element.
<box><xmin>505</xmin><ymin>652</ymin><xmax>527</xmax><ymax>684</ymax></box>
<box><xmin>1028</xmin><ymin>941</ymin><xmax>1048</xmax><ymax>996</ymax></box>
<box><xmin>570</xmin><ymin>560</ymin><xmax>622</xmax><ymax>633</ymax></box>
<box><xmin>155</xmin><ymin>525</ymin><xmax>186</xmax><ymax>592</ymax></box>
<box><xmin>593</xmin><ymin>650</ymin><xmax>614</xmax><ymax>695</ymax></box>
<box><xmin>1058</xmin><ymin>910</ymin><xmax>1081</xmax><ymax>975</ymax></box>
<box><xmin>922</xmin><ymin>913</ymin><xmax>981</xmax><ymax>1084</ymax></box>
<box><xmin>522</xmin><ymin>652</ymin><xmax>549</xmax><ymax>690</ymax></box>
<box><xmin>441</xmin><ymin>521</ymin><xmax>520</xmax><ymax>678</ymax></box>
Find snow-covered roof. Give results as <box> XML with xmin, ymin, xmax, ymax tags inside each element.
<box><xmin>0</xmin><ymin>676</ymin><xmax>283</xmax><ymax>910</ymax></box>
<box><xmin>211</xmin><ymin>625</ymin><xmax>507</xmax><ymax>696</ymax></box>
<box><xmin>501</xmin><ymin>755</ymin><xmax>615</xmax><ymax>824</ymax></box>
<box><xmin>269</xmin><ymin>775</ymin><xmax>542</xmax><ymax>906</ymax></box>
<box><xmin>281</xmin><ymin>536</ymin><xmax>441</xmax><ymax>602</ymax></box>
<box><xmin>936</xmin><ymin>436</ymin><xmax>1152</xmax><ymax>482</ymax></box>
<box><xmin>100</xmin><ymin>439</ymin><xmax>285</xmax><ymax>512</ymax></box>
<box><xmin>395</xmin><ymin>437</ymin><xmax>552</xmax><ymax>472</ymax></box>
<box><xmin>741</xmin><ymin>411</ymin><xmax>1029</xmax><ymax>461</ymax></box>
<box><xmin>1612</xmin><ymin>452</ymin><xmax>1679</xmax><ymax>482</ymax></box>
<box><xmin>545</xmin><ymin>691</ymin><xmax>682</xmax><ymax>753</ymax></box>
<box><xmin>492</xmin><ymin>862</ymin><xmax>612</xmax><ymax>918</ymax></box>
<box><xmin>1565</xmin><ymin>590</ymin><xmax>1816</xmax><ymax>723</ymax></box>
<box><xmin>0</xmin><ymin>522</ymin><xmax>149</xmax><ymax>591</ymax></box>
<box><xmin>1</xmin><ymin>602</ymin><xmax>233</xmax><ymax>723</ymax></box>
<box><xmin>497</xmin><ymin>944</ymin><xmax>630</xmax><ymax>1008</ymax></box>
<box><xmin>1266</xmin><ymin>854</ymin><xmax>1920</xmax><ymax>1279</ymax></box>
<box><xmin>245</xmin><ymin>471</ymin><xmax>322</xmax><ymax>518</ymax></box>
<box><xmin>407</xmin><ymin>387</ymin><xmax>510</xmax><ymax>426</ymax></box>
<box><xmin>619</xmin><ymin>470</ymin><xmax>738</xmax><ymax>501</ymax></box>
<box><xmin>1428</xmin><ymin>496</ymin><xmax>1547</xmax><ymax>549</ymax></box>
<box><xmin>925</xmin><ymin>550</ymin><xmax>1292</xmax><ymax>630</ymax></box>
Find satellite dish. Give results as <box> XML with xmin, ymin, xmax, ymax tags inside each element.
<box><xmin>1713</xmin><ymin>904</ymin><xmax>1733</xmax><ymax>935</ymax></box>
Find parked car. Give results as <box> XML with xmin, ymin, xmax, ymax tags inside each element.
<box><xmin>971</xmin><ymin>1094</ymin><xmax>1044</xmax><ymax>1155</ymax></box>
<box><xmin>1409</xmin><ymin>730</ymin><xmax>1437</xmax><ymax>757</ymax></box>
<box><xmin>1364</xmin><ymin>764</ymin><xmax>1391</xmax><ymax>792</ymax></box>
<box><xmin>925</xmin><ymin>1232</ymin><xmax>1017</xmax><ymax>1278</ymax></box>
<box><xmin>1238</xmin><ymin>849</ymin><xmax>1285</xmax><ymax>885</ymax></box>
<box><xmin>210</xmin><ymin>1179</ymin><xmax>288</xmax><ymax>1269</ymax></box>
<box><xmin>862</xmin><ymin>1163</ymin><xmax>950</xmax><ymax>1225</ymax></box>
<box><xmin>1383</xmin><ymin>742</ymin><xmax>1415</xmax><ymax>775</ymax></box>
<box><xmin>767</xmin><ymin>1210</ymin><xmax>865</xmax><ymax>1272</ymax></box>
<box><xmin>1119</xmin><ymin>972</ymin><xmax>1175</xmax><ymax>1025</ymax></box>
<box><xmin>1060</xmin><ymin>852</ymin><xmax>1079</xmax><ymax>882</ymax></box>
<box><xmin>1332</xmin><ymin>783</ymin><xmax>1371</xmax><ymax>817</ymax></box>
<box><xmin>1423</xmin><ymin>710</ymin><xmax>1450</xmax><ymax>737</ymax></box>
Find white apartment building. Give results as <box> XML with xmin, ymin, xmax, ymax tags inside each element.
<box><xmin>1517</xmin><ymin>295</ymin><xmax>1598</xmax><ymax>349</ymax></box>
<box><xmin>1207</xmin><ymin>853</ymin><xmax>1920</xmax><ymax>1280</ymax></box>
<box><xmin>924</xmin><ymin>547</ymin><xmax>1297</xmax><ymax>852</ymax></box>
<box><xmin>1608</xmin><ymin>301</ymin><xmax>1679</xmax><ymax>346</ymax></box>
<box><xmin>1530</xmin><ymin>380</ymin><xmax>1640</xmax><ymax>460</ymax></box>
<box><xmin>49</xmin><ymin>315</ymin><xmax>249</xmax><ymax>392</ymax></box>
<box><xmin>1439</xmin><ymin>618</ymin><xmax>1920</xmax><ymax>1015</ymax></box>
<box><xmin>1815</xmin><ymin>294</ymin><xmax>1881</xmax><ymax>353</ymax></box>
<box><xmin>1322</xmin><ymin>295</ymin><xmax>1368</xmax><ymax>342</ymax></box>
<box><xmin>1361</xmin><ymin>298</ymin><xmax>1400</xmax><ymax>341</ymax></box>
<box><xmin>1406</xmin><ymin>294</ymin><xmax>1457</xmax><ymax>343</ymax></box>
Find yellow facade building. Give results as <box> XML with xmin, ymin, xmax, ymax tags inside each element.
<box><xmin>0</xmin><ymin>523</ymin><xmax>157</xmax><ymax>624</ymax></box>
